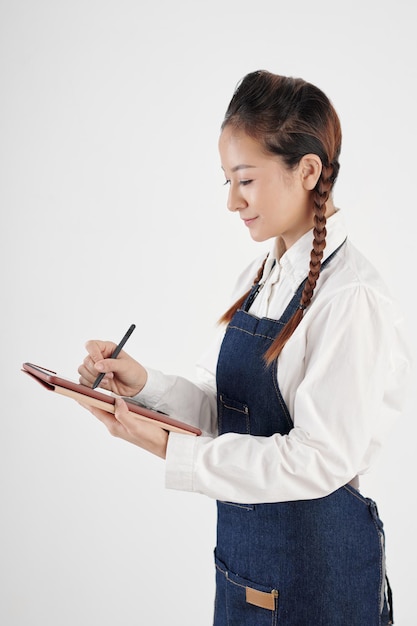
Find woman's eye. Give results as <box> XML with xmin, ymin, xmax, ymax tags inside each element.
<box><xmin>223</xmin><ymin>178</ymin><xmax>252</xmax><ymax>187</ymax></box>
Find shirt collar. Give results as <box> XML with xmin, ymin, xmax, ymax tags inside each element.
<box><xmin>261</xmin><ymin>209</ymin><xmax>348</xmax><ymax>289</ymax></box>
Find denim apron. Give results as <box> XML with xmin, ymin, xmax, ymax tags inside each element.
<box><xmin>214</xmin><ymin>247</ymin><xmax>393</xmax><ymax>625</ymax></box>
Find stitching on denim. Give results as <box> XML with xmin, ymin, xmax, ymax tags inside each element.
<box><xmin>225</xmin><ymin>565</ymin><xmax>230</xmax><ymax>624</ymax></box>
<box><xmin>343</xmin><ymin>487</ymin><xmax>386</xmax><ymax>622</ymax></box>
<box><xmin>222</xmin><ymin>403</ymin><xmax>248</xmax><ymax>415</ymax></box>
<box><xmin>254</xmin><ymin>332</ymin><xmax>281</xmax><ymax>340</ymax></box>
<box><xmin>215</xmin><ymin>561</ymin><xmax>227</xmax><ymax>577</ymax></box>
<box><xmin>369</xmin><ymin>507</ymin><xmax>385</xmax><ymax>624</ymax></box>
<box><xmin>215</xmin><ymin>563</ymin><xmax>278</xmax><ymax>626</ymax></box>
<box><xmin>219</xmin><ymin>396</ymin><xmax>250</xmax><ymax>434</ymax></box>
<box><xmin>218</xmin><ymin>403</ymin><xmax>223</xmax><ymax>435</ymax></box>
<box><xmin>227</xmin><ymin>325</ymin><xmax>278</xmax><ymax>341</ymax></box>
<box><xmin>342</xmin><ymin>484</ymin><xmax>369</xmax><ymax>505</ymax></box>
<box><xmin>219</xmin><ymin>501</ymin><xmax>254</xmax><ymax>510</ymax></box>
<box><xmin>272</xmin><ymin>359</ymin><xmax>293</xmax><ymax>430</ymax></box>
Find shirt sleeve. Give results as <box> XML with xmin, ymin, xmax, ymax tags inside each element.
<box><xmin>165</xmin><ymin>284</ymin><xmax>411</xmax><ymax>503</ymax></box>
<box><xmin>131</xmin><ymin>365</ymin><xmax>218</xmax><ymax>436</ymax></box>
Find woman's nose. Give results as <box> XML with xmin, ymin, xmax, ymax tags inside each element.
<box><xmin>227</xmin><ymin>184</ymin><xmax>247</xmax><ymax>213</ymax></box>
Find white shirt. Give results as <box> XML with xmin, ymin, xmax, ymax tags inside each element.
<box><xmin>134</xmin><ymin>211</ymin><xmax>411</xmax><ymax>504</ymax></box>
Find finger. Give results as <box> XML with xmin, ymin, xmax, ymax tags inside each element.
<box><xmin>113</xmin><ymin>397</ymin><xmax>152</xmax><ymax>435</ymax></box>
<box><xmin>85</xmin><ymin>340</ymin><xmax>117</xmax><ymax>363</ymax></box>
<box><xmin>113</xmin><ymin>396</ymin><xmax>131</xmax><ymax>423</ymax></box>
<box><xmin>92</xmin><ymin>351</ymin><xmax>130</xmax><ymax>378</ymax></box>
<box><xmin>78</xmin><ymin>357</ymin><xmax>112</xmax><ymax>387</ymax></box>
<box><xmin>113</xmin><ymin>398</ymin><xmax>168</xmax><ymax>458</ymax></box>
<box><xmin>78</xmin><ymin>355</ymin><xmax>96</xmax><ymax>379</ymax></box>
<box><xmin>79</xmin><ymin>342</ymin><xmax>117</xmax><ymax>387</ymax></box>
<box><xmin>85</xmin><ymin>403</ymin><xmax>127</xmax><ymax>438</ymax></box>
<box><xmin>79</xmin><ymin>397</ymin><xmax>168</xmax><ymax>457</ymax></box>
<box><xmin>78</xmin><ymin>367</ymin><xmax>113</xmax><ymax>389</ymax></box>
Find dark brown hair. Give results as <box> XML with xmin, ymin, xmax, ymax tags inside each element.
<box><xmin>219</xmin><ymin>70</ymin><xmax>342</xmax><ymax>363</ymax></box>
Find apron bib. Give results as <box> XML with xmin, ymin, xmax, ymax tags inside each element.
<box><xmin>214</xmin><ymin>247</ymin><xmax>393</xmax><ymax>625</ymax></box>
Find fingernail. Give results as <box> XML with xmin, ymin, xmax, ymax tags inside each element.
<box><xmin>95</xmin><ymin>362</ymin><xmax>104</xmax><ymax>371</ymax></box>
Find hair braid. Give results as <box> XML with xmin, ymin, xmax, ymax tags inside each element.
<box><xmin>264</xmin><ymin>164</ymin><xmax>335</xmax><ymax>363</ymax></box>
<box><xmin>300</xmin><ymin>164</ymin><xmax>334</xmax><ymax>308</ymax></box>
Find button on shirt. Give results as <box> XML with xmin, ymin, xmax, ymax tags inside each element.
<box><xmin>134</xmin><ymin>211</ymin><xmax>412</xmax><ymax>504</ymax></box>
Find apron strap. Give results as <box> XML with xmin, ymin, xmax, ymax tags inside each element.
<box><xmin>386</xmin><ymin>574</ymin><xmax>394</xmax><ymax>624</ymax></box>
<box><xmin>243</xmin><ymin>238</ymin><xmax>347</xmax><ymax>314</ymax></box>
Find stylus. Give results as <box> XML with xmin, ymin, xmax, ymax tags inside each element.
<box><xmin>92</xmin><ymin>324</ymin><xmax>136</xmax><ymax>389</ymax></box>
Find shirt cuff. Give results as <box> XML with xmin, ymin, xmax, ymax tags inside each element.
<box><xmin>131</xmin><ymin>367</ymin><xmax>168</xmax><ymax>407</ymax></box>
<box><xmin>165</xmin><ymin>432</ymin><xmax>199</xmax><ymax>492</ymax></box>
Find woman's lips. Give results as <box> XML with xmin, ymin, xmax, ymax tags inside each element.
<box><xmin>242</xmin><ymin>217</ymin><xmax>258</xmax><ymax>227</ymax></box>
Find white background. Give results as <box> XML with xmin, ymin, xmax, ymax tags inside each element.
<box><xmin>1</xmin><ymin>1</ymin><xmax>415</xmax><ymax>624</ymax></box>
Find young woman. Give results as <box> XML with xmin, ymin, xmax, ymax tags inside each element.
<box><xmin>78</xmin><ymin>70</ymin><xmax>410</xmax><ymax>625</ymax></box>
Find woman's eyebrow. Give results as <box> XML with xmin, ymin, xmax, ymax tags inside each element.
<box><xmin>232</xmin><ymin>164</ymin><xmax>256</xmax><ymax>172</ymax></box>
<box><xmin>221</xmin><ymin>164</ymin><xmax>257</xmax><ymax>172</ymax></box>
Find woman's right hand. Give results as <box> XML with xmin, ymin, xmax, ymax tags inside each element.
<box><xmin>78</xmin><ymin>339</ymin><xmax>148</xmax><ymax>397</ymax></box>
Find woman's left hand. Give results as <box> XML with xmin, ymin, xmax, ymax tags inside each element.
<box><xmin>80</xmin><ymin>396</ymin><xmax>169</xmax><ymax>459</ymax></box>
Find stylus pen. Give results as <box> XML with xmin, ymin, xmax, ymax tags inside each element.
<box><xmin>92</xmin><ymin>323</ymin><xmax>136</xmax><ymax>389</ymax></box>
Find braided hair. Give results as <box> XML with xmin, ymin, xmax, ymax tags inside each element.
<box><xmin>218</xmin><ymin>71</ymin><xmax>342</xmax><ymax>363</ymax></box>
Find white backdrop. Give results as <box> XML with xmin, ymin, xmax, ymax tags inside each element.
<box><xmin>1</xmin><ymin>1</ymin><xmax>415</xmax><ymax>624</ymax></box>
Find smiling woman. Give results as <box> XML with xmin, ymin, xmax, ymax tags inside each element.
<box><xmin>220</xmin><ymin>129</ymin><xmax>325</xmax><ymax>246</ymax></box>
<box><xmin>77</xmin><ymin>70</ymin><xmax>411</xmax><ymax>625</ymax></box>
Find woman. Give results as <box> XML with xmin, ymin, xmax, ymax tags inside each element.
<box><xmin>78</xmin><ymin>71</ymin><xmax>410</xmax><ymax>624</ymax></box>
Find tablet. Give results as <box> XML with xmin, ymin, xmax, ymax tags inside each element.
<box><xmin>22</xmin><ymin>362</ymin><xmax>202</xmax><ymax>436</ymax></box>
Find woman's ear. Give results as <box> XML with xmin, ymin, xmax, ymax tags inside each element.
<box><xmin>299</xmin><ymin>154</ymin><xmax>322</xmax><ymax>190</ymax></box>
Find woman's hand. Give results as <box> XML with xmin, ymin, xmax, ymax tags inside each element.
<box><xmin>80</xmin><ymin>397</ymin><xmax>169</xmax><ymax>459</ymax></box>
<box><xmin>78</xmin><ymin>339</ymin><xmax>147</xmax><ymax>397</ymax></box>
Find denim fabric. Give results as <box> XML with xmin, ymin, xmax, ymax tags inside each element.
<box><xmin>214</xmin><ymin>245</ymin><xmax>392</xmax><ymax>625</ymax></box>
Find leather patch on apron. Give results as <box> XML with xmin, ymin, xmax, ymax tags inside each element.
<box><xmin>245</xmin><ymin>586</ymin><xmax>278</xmax><ymax>610</ymax></box>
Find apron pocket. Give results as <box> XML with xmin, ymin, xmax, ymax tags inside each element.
<box><xmin>218</xmin><ymin>394</ymin><xmax>250</xmax><ymax>435</ymax></box>
<box><xmin>214</xmin><ymin>553</ymin><xmax>278</xmax><ymax>625</ymax></box>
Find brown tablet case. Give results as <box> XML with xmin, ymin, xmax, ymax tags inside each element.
<box><xmin>22</xmin><ymin>362</ymin><xmax>202</xmax><ymax>436</ymax></box>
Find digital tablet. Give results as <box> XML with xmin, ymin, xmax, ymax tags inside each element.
<box><xmin>22</xmin><ymin>362</ymin><xmax>202</xmax><ymax>436</ymax></box>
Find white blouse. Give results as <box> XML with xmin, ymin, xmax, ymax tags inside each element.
<box><xmin>134</xmin><ymin>211</ymin><xmax>411</xmax><ymax>504</ymax></box>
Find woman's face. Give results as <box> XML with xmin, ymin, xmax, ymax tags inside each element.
<box><xmin>219</xmin><ymin>126</ymin><xmax>316</xmax><ymax>248</ymax></box>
